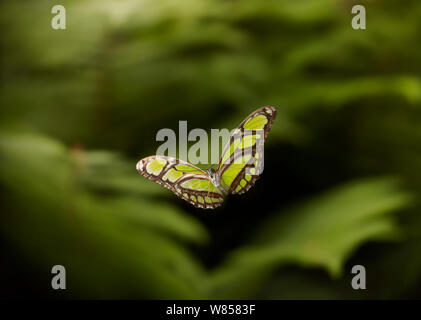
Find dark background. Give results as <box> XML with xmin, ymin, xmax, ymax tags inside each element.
<box><xmin>1</xmin><ymin>0</ymin><xmax>421</xmax><ymax>299</ymax></box>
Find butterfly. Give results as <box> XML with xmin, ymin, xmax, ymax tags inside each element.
<box><xmin>136</xmin><ymin>106</ymin><xmax>276</xmax><ymax>209</ymax></box>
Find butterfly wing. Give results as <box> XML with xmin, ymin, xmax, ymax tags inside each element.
<box><xmin>136</xmin><ymin>155</ymin><xmax>224</xmax><ymax>209</ymax></box>
<box><xmin>217</xmin><ymin>106</ymin><xmax>276</xmax><ymax>194</ymax></box>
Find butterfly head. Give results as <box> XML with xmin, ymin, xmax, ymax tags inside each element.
<box><xmin>206</xmin><ymin>168</ymin><xmax>220</xmax><ymax>186</ymax></box>
<box><xmin>206</xmin><ymin>167</ymin><xmax>216</xmax><ymax>177</ymax></box>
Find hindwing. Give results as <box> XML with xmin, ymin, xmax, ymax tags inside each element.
<box><xmin>136</xmin><ymin>156</ymin><xmax>224</xmax><ymax>209</ymax></box>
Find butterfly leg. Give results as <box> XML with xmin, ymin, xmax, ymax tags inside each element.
<box><xmin>206</xmin><ymin>181</ymin><xmax>211</xmax><ymax>198</ymax></box>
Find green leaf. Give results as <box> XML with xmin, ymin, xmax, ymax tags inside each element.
<box><xmin>208</xmin><ymin>178</ymin><xmax>413</xmax><ymax>299</ymax></box>
<box><xmin>0</xmin><ymin>131</ymin><xmax>208</xmax><ymax>298</ymax></box>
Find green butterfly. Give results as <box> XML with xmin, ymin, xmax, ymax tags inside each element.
<box><xmin>136</xmin><ymin>106</ymin><xmax>276</xmax><ymax>209</ymax></box>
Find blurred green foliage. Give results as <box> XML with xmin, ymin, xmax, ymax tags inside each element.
<box><xmin>1</xmin><ymin>0</ymin><xmax>421</xmax><ymax>299</ymax></box>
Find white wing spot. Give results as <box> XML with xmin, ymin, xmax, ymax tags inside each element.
<box><xmin>136</xmin><ymin>160</ymin><xmax>144</xmax><ymax>172</ymax></box>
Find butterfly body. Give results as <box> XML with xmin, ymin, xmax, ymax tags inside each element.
<box><xmin>137</xmin><ymin>106</ymin><xmax>276</xmax><ymax>209</ymax></box>
<box><xmin>206</xmin><ymin>168</ymin><xmax>227</xmax><ymax>196</ymax></box>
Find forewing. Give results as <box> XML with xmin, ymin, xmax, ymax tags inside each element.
<box><xmin>136</xmin><ymin>156</ymin><xmax>224</xmax><ymax>209</ymax></box>
<box><xmin>217</xmin><ymin>106</ymin><xmax>276</xmax><ymax>194</ymax></box>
